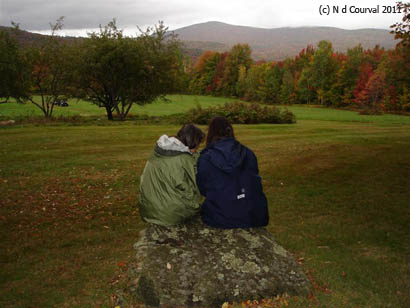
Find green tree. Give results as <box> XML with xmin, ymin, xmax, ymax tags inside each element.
<box><xmin>310</xmin><ymin>40</ymin><xmax>338</xmax><ymax>105</ymax></box>
<box><xmin>0</xmin><ymin>29</ymin><xmax>29</xmax><ymax>103</ymax></box>
<box><xmin>74</xmin><ymin>20</ymin><xmax>184</xmax><ymax>120</ymax></box>
<box><xmin>280</xmin><ymin>69</ymin><xmax>296</xmax><ymax>104</ymax></box>
<box><xmin>235</xmin><ymin>64</ymin><xmax>248</xmax><ymax>98</ymax></box>
<box><xmin>297</xmin><ymin>66</ymin><xmax>316</xmax><ymax>104</ymax></box>
<box><xmin>262</xmin><ymin>63</ymin><xmax>283</xmax><ymax>104</ymax></box>
<box><xmin>240</xmin><ymin>63</ymin><xmax>267</xmax><ymax>101</ymax></box>
<box><xmin>278</xmin><ymin>59</ymin><xmax>297</xmax><ymax>104</ymax></box>
<box><xmin>220</xmin><ymin>44</ymin><xmax>253</xmax><ymax>96</ymax></box>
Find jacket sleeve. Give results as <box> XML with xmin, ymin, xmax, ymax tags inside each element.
<box><xmin>196</xmin><ymin>155</ymin><xmax>208</xmax><ymax>197</ymax></box>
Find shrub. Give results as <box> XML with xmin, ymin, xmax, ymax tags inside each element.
<box><xmin>183</xmin><ymin>101</ymin><xmax>296</xmax><ymax>124</ymax></box>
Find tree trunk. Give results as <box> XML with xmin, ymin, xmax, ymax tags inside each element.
<box><xmin>106</xmin><ymin>106</ymin><xmax>114</xmax><ymax>120</ymax></box>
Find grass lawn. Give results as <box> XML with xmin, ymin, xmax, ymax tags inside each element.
<box><xmin>1</xmin><ymin>98</ymin><xmax>410</xmax><ymax>307</ymax></box>
<box><xmin>2</xmin><ymin>94</ymin><xmax>410</xmax><ymax>126</ymax></box>
<box><xmin>0</xmin><ymin>95</ymin><xmax>239</xmax><ymax>118</ymax></box>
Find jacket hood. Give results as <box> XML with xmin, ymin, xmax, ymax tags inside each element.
<box><xmin>155</xmin><ymin>134</ymin><xmax>191</xmax><ymax>156</ymax></box>
<box><xmin>202</xmin><ymin>137</ymin><xmax>246</xmax><ymax>173</ymax></box>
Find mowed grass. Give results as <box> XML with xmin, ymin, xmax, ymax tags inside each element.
<box><xmin>2</xmin><ymin>94</ymin><xmax>410</xmax><ymax>125</ymax></box>
<box><xmin>0</xmin><ymin>95</ymin><xmax>238</xmax><ymax>118</ymax></box>
<box><xmin>1</xmin><ymin>102</ymin><xmax>410</xmax><ymax>307</ymax></box>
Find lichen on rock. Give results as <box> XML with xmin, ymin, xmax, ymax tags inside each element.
<box><xmin>122</xmin><ymin>217</ymin><xmax>311</xmax><ymax>307</ymax></box>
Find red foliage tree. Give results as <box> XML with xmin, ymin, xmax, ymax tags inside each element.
<box><xmin>353</xmin><ymin>63</ymin><xmax>373</xmax><ymax>103</ymax></box>
<box><xmin>355</xmin><ymin>70</ymin><xmax>386</xmax><ymax>113</ymax></box>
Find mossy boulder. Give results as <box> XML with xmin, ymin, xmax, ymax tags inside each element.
<box><xmin>123</xmin><ymin>218</ymin><xmax>311</xmax><ymax>307</ymax></box>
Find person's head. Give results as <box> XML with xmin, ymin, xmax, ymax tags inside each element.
<box><xmin>206</xmin><ymin>116</ymin><xmax>235</xmax><ymax>147</ymax></box>
<box><xmin>176</xmin><ymin>124</ymin><xmax>205</xmax><ymax>152</ymax></box>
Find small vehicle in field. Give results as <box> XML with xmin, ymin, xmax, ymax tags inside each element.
<box><xmin>54</xmin><ymin>99</ymin><xmax>69</xmax><ymax>107</ymax></box>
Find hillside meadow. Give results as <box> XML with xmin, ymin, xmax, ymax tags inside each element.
<box><xmin>1</xmin><ymin>95</ymin><xmax>410</xmax><ymax>307</ymax></box>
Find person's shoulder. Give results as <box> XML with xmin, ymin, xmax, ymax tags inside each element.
<box><xmin>239</xmin><ymin>143</ymin><xmax>257</xmax><ymax>160</ymax></box>
<box><xmin>199</xmin><ymin>146</ymin><xmax>211</xmax><ymax>158</ymax></box>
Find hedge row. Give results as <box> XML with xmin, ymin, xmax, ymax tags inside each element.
<box><xmin>183</xmin><ymin>102</ymin><xmax>296</xmax><ymax>124</ymax></box>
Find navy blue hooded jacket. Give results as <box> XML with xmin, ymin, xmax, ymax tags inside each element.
<box><xmin>196</xmin><ymin>137</ymin><xmax>269</xmax><ymax>229</ymax></box>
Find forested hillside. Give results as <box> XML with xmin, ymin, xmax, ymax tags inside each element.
<box><xmin>174</xmin><ymin>21</ymin><xmax>397</xmax><ymax>60</ymax></box>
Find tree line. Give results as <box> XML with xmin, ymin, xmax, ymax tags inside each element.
<box><xmin>188</xmin><ymin>39</ymin><xmax>409</xmax><ymax>114</ymax></box>
<box><xmin>0</xmin><ymin>18</ymin><xmax>185</xmax><ymax>120</ymax></box>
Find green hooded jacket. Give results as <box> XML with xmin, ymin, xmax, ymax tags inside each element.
<box><xmin>139</xmin><ymin>135</ymin><xmax>201</xmax><ymax>227</ymax></box>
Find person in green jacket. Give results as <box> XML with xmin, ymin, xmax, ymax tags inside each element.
<box><xmin>139</xmin><ymin>124</ymin><xmax>205</xmax><ymax>227</ymax></box>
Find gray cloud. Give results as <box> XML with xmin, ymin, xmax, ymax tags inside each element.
<box><xmin>0</xmin><ymin>0</ymin><xmax>401</xmax><ymax>35</ymax></box>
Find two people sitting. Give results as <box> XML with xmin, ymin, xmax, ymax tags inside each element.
<box><xmin>139</xmin><ymin>116</ymin><xmax>269</xmax><ymax>229</ymax></box>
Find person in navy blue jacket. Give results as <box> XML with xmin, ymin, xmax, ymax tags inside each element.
<box><xmin>196</xmin><ymin>116</ymin><xmax>269</xmax><ymax>229</ymax></box>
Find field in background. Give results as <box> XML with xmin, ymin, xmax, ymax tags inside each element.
<box><xmin>2</xmin><ymin>95</ymin><xmax>410</xmax><ymax>126</ymax></box>
<box><xmin>1</xmin><ymin>97</ymin><xmax>410</xmax><ymax>307</ymax></box>
<box><xmin>0</xmin><ymin>95</ymin><xmax>237</xmax><ymax>118</ymax></box>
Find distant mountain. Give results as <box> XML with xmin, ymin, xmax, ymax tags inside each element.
<box><xmin>1</xmin><ymin>22</ymin><xmax>398</xmax><ymax>62</ymax></box>
<box><xmin>173</xmin><ymin>21</ymin><xmax>398</xmax><ymax>61</ymax></box>
<box><xmin>0</xmin><ymin>26</ymin><xmax>82</xmax><ymax>47</ymax></box>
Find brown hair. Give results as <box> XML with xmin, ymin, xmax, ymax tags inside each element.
<box><xmin>206</xmin><ymin>116</ymin><xmax>235</xmax><ymax>147</ymax></box>
<box><xmin>176</xmin><ymin>124</ymin><xmax>205</xmax><ymax>149</ymax></box>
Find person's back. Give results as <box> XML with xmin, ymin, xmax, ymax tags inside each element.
<box><xmin>196</xmin><ymin>117</ymin><xmax>269</xmax><ymax>229</ymax></box>
<box><xmin>139</xmin><ymin>125</ymin><xmax>204</xmax><ymax>227</ymax></box>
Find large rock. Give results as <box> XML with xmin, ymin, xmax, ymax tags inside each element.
<box><xmin>123</xmin><ymin>218</ymin><xmax>311</xmax><ymax>307</ymax></box>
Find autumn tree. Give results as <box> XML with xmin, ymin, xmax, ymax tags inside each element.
<box><xmin>356</xmin><ymin>70</ymin><xmax>386</xmax><ymax>114</ymax></box>
<box><xmin>2</xmin><ymin>18</ymin><xmax>73</xmax><ymax>117</ymax></box>
<box><xmin>294</xmin><ymin>45</ymin><xmax>315</xmax><ymax>73</ymax></box>
<box><xmin>74</xmin><ymin>20</ymin><xmax>184</xmax><ymax>120</ymax></box>
<box><xmin>189</xmin><ymin>51</ymin><xmax>225</xmax><ymax>95</ymax></box>
<box><xmin>390</xmin><ymin>1</ymin><xmax>410</xmax><ymax>47</ymax></box>
<box><xmin>332</xmin><ymin>45</ymin><xmax>366</xmax><ymax>106</ymax></box>
<box><xmin>353</xmin><ymin>63</ymin><xmax>373</xmax><ymax>104</ymax></box>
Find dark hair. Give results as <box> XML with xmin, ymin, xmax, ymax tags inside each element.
<box><xmin>206</xmin><ymin>116</ymin><xmax>235</xmax><ymax>146</ymax></box>
<box><xmin>176</xmin><ymin>124</ymin><xmax>205</xmax><ymax>149</ymax></box>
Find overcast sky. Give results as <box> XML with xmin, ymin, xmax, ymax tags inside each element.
<box><xmin>0</xmin><ymin>0</ymin><xmax>402</xmax><ymax>36</ymax></box>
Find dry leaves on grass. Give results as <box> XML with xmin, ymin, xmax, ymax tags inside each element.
<box><xmin>221</xmin><ymin>294</ymin><xmax>292</xmax><ymax>308</ymax></box>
